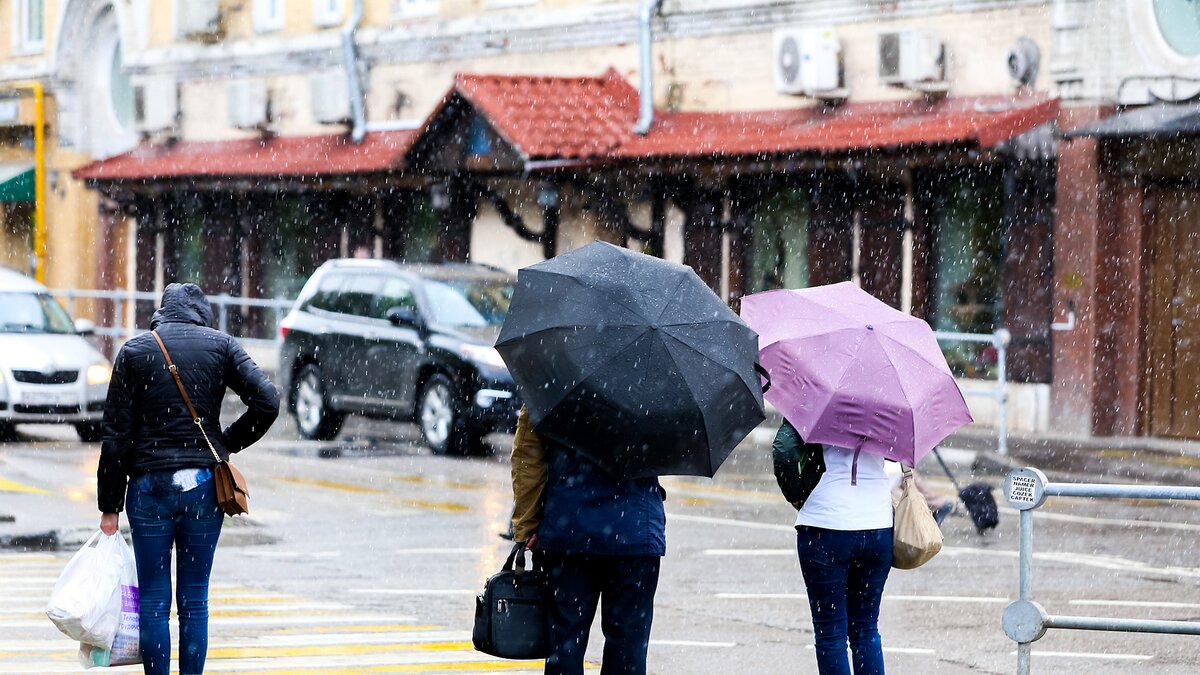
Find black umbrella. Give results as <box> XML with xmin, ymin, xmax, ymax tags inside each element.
<box><xmin>495</xmin><ymin>241</ymin><xmax>765</xmax><ymax>480</ymax></box>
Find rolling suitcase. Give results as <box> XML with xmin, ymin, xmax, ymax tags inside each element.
<box><xmin>932</xmin><ymin>448</ymin><xmax>1000</xmax><ymax>534</ymax></box>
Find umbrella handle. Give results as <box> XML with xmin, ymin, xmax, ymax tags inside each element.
<box><xmin>754</xmin><ymin>363</ymin><xmax>772</xmax><ymax>394</ymax></box>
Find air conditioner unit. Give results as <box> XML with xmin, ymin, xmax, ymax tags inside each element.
<box><xmin>878</xmin><ymin>28</ymin><xmax>945</xmax><ymax>86</ymax></box>
<box><xmin>310</xmin><ymin>72</ymin><xmax>351</xmax><ymax>124</ymax></box>
<box><xmin>0</xmin><ymin>98</ymin><xmax>26</xmax><ymax>127</ymax></box>
<box><xmin>774</xmin><ymin>26</ymin><xmax>844</xmax><ymax>97</ymax></box>
<box><xmin>176</xmin><ymin>0</ymin><xmax>221</xmax><ymax>39</ymax></box>
<box><xmin>227</xmin><ymin>80</ymin><xmax>270</xmax><ymax>130</ymax></box>
<box><xmin>133</xmin><ymin>77</ymin><xmax>178</xmax><ymax>134</ymax></box>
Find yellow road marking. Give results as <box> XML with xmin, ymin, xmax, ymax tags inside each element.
<box><xmin>221</xmin><ymin>663</ymin><xmax>555</xmax><ymax>674</ymax></box>
<box><xmin>207</xmin><ymin>641</ymin><xmax>472</xmax><ymax>658</ymax></box>
<box><xmin>391</xmin><ymin>474</ymin><xmax>485</xmax><ymax>491</ymax></box>
<box><xmin>278</xmin><ymin>477</ymin><xmax>389</xmax><ymax>495</ymax></box>
<box><xmin>276</xmin><ymin>477</ymin><xmax>471</xmax><ymax>511</ymax></box>
<box><xmin>209</xmin><ymin>595</ymin><xmax>299</xmax><ymax>604</ymax></box>
<box><xmin>210</xmin><ymin>609</ymin><xmax>345</xmax><ymax>618</ymax></box>
<box><xmin>0</xmin><ymin>476</ymin><xmax>48</xmax><ymax>494</ymax></box>
<box><xmin>267</xmin><ymin>624</ymin><xmax>441</xmax><ymax>634</ymax></box>
<box><xmin>390</xmin><ymin>498</ymin><xmax>470</xmax><ymax>513</ymax></box>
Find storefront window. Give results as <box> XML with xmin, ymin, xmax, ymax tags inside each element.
<box><xmin>748</xmin><ymin>188</ymin><xmax>809</xmax><ymax>293</ymax></box>
<box><xmin>933</xmin><ymin>174</ymin><xmax>1003</xmax><ymax>379</ymax></box>
<box><xmin>402</xmin><ymin>194</ymin><xmax>440</xmax><ymax>262</ymax></box>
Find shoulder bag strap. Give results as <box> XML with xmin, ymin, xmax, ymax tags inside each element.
<box><xmin>150</xmin><ymin>330</ymin><xmax>223</xmax><ymax>465</ymax></box>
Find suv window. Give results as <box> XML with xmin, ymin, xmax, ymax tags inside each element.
<box><xmin>333</xmin><ymin>275</ymin><xmax>382</xmax><ymax>317</ymax></box>
<box><xmin>306</xmin><ymin>273</ymin><xmax>345</xmax><ymax>313</ymax></box>
<box><xmin>375</xmin><ymin>277</ymin><xmax>418</xmax><ymax>319</ymax></box>
<box><xmin>307</xmin><ymin>273</ymin><xmax>381</xmax><ymax>317</ymax></box>
<box><xmin>424</xmin><ymin>278</ymin><xmax>512</xmax><ymax>327</ymax></box>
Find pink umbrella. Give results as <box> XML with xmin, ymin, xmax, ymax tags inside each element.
<box><xmin>741</xmin><ymin>282</ymin><xmax>972</xmax><ymax>466</ymax></box>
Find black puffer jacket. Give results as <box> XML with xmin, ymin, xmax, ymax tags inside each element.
<box><xmin>97</xmin><ymin>283</ymin><xmax>280</xmax><ymax>513</ymax></box>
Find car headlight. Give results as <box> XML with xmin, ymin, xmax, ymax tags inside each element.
<box><xmin>86</xmin><ymin>363</ymin><xmax>112</xmax><ymax>386</ymax></box>
<box><xmin>459</xmin><ymin>344</ymin><xmax>507</xmax><ymax>370</ymax></box>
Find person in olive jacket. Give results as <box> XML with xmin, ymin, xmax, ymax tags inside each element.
<box><xmin>511</xmin><ymin>406</ymin><xmax>666</xmax><ymax>675</ymax></box>
<box><xmin>97</xmin><ymin>283</ymin><xmax>279</xmax><ymax>675</ymax></box>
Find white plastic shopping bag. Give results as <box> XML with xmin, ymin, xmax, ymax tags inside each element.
<box><xmin>46</xmin><ymin>531</ymin><xmax>138</xmax><ymax>651</ymax></box>
<box><xmin>78</xmin><ymin>557</ymin><xmax>140</xmax><ymax>668</ymax></box>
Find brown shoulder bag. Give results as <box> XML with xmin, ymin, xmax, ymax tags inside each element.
<box><xmin>151</xmin><ymin>330</ymin><xmax>250</xmax><ymax>516</ymax></box>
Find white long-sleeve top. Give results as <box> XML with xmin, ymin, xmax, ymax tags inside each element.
<box><xmin>795</xmin><ymin>445</ymin><xmax>894</xmax><ymax>531</ymax></box>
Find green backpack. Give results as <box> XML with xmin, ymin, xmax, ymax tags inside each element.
<box><xmin>772</xmin><ymin>420</ymin><xmax>826</xmax><ymax>510</ymax></box>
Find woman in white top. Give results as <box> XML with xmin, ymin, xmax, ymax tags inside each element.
<box><xmin>775</xmin><ymin>419</ymin><xmax>893</xmax><ymax>675</ymax></box>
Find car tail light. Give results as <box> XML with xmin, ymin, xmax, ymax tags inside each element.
<box><xmin>279</xmin><ymin>326</ymin><xmax>290</xmax><ymax>340</ymax></box>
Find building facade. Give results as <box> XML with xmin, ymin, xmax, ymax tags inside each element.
<box><xmin>3</xmin><ymin>0</ymin><xmax>1195</xmax><ymax>440</ymax></box>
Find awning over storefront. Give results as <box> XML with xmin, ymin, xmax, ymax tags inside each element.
<box><xmin>1062</xmin><ymin>103</ymin><xmax>1200</xmax><ymax>138</ymax></box>
<box><xmin>0</xmin><ymin>163</ymin><xmax>34</xmax><ymax>201</ymax></box>
<box><xmin>72</xmin><ymin>130</ymin><xmax>416</xmax><ymax>183</ymax></box>
<box><xmin>411</xmin><ymin>69</ymin><xmax>1059</xmax><ymax>168</ymax></box>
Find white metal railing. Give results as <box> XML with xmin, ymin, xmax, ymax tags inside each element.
<box><xmin>48</xmin><ymin>288</ymin><xmax>294</xmax><ymax>351</ymax></box>
<box><xmin>933</xmin><ymin>328</ymin><xmax>1011</xmax><ymax>456</ymax></box>
<box><xmin>1002</xmin><ymin>468</ymin><xmax>1200</xmax><ymax>674</ymax></box>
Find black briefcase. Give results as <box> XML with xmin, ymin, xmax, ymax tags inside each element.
<box><xmin>472</xmin><ymin>543</ymin><xmax>550</xmax><ymax>660</ymax></box>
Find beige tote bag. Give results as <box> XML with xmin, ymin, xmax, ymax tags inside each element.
<box><xmin>892</xmin><ymin>466</ymin><xmax>943</xmax><ymax>569</ymax></box>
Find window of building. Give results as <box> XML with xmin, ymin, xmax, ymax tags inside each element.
<box><xmin>109</xmin><ymin>44</ymin><xmax>135</xmax><ymax>130</ymax></box>
<box><xmin>932</xmin><ymin>174</ymin><xmax>1003</xmax><ymax>379</ymax></box>
<box><xmin>392</xmin><ymin>0</ymin><xmax>439</xmax><ymax>20</ymax></box>
<box><xmin>485</xmin><ymin>0</ymin><xmax>537</xmax><ymax>9</ymax></box>
<box><xmin>747</xmin><ymin>188</ymin><xmax>810</xmax><ymax>294</ymax></box>
<box><xmin>313</xmin><ymin>0</ymin><xmax>344</xmax><ymax>27</ymax></box>
<box><xmin>254</xmin><ymin>0</ymin><xmax>285</xmax><ymax>33</ymax></box>
<box><xmin>14</xmin><ymin>0</ymin><xmax>45</xmax><ymax>53</ymax></box>
<box><xmin>1152</xmin><ymin>0</ymin><xmax>1200</xmax><ymax>57</ymax></box>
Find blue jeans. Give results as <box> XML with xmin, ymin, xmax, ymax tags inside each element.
<box><xmin>542</xmin><ymin>552</ymin><xmax>660</xmax><ymax>675</ymax></box>
<box><xmin>126</xmin><ymin>470</ymin><xmax>223</xmax><ymax>675</ymax></box>
<box><xmin>796</xmin><ymin>526</ymin><xmax>893</xmax><ymax>675</ymax></box>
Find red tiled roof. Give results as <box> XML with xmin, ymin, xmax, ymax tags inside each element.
<box><xmin>451</xmin><ymin>68</ymin><xmax>640</xmax><ymax>161</ymax></box>
<box><xmin>433</xmin><ymin>69</ymin><xmax>1057</xmax><ymax>162</ymax></box>
<box><xmin>72</xmin><ymin>130</ymin><xmax>415</xmax><ymax>182</ymax></box>
<box><xmin>622</xmin><ymin>97</ymin><xmax>1060</xmax><ymax>159</ymax></box>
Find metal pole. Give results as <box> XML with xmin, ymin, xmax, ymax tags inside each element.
<box><xmin>1045</xmin><ymin>483</ymin><xmax>1200</xmax><ymax>500</ymax></box>
<box><xmin>1019</xmin><ymin>509</ymin><xmax>1033</xmax><ymax>601</ymax></box>
<box><xmin>996</xmin><ymin>328</ymin><xmax>1010</xmax><ymax>456</ymax></box>
<box><xmin>217</xmin><ymin>295</ymin><xmax>229</xmax><ymax>334</ymax></box>
<box><xmin>1017</xmin><ymin>643</ymin><xmax>1031</xmax><ymax>675</ymax></box>
<box><xmin>1017</xmin><ymin>508</ymin><xmax>1034</xmax><ymax>675</ymax></box>
<box><xmin>1046</xmin><ymin>615</ymin><xmax>1200</xmax><ymax>635</ymax></box>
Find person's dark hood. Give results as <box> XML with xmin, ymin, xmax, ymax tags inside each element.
<box><xmin>151</xmin><ymin>283</ymin><xmax>213</xmax><ymax>329</ymax></box>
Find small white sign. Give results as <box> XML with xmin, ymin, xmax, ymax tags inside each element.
<box><xmin>1009</xmin><ymin>474</ymin><xmax>1037</xmax><ymax>504</ymax></box>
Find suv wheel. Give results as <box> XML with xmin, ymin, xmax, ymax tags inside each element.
<box><xmin>75</xmin><ymin>423</ymin><xmax>103</xmax><ymax>443</ymax></box>
<box><xmin>418</xmin><ymin>374</ymin><xmax>484</xmax><ymax>456</ymax></box>
<box><xmin>294</xmin><ymin>364</ymin><xmax>344</xmax><ymax>441</ymax></box>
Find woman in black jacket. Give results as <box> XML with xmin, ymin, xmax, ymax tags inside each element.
<box><xmin>97</xmin><ymin>283</ymin><xmax>279</xmax><ymax>675</ymax></box>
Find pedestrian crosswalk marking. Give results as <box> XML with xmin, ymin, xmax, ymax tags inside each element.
<box><xmin>0</xmin><ymin>476</ymin><xmax>48</xmax><ymax>494</ymax></box>
<box><xmin>0</xmin><ymin>553</ymin><xmax>557</xmax><ymax>674</ymax></box>
<box><xmin>275</xmin><ymin>476</ymin><xmax>471</xmax><ymax>512</ymax></box>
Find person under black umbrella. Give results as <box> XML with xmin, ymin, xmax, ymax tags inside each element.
<box><xmin>503</xmin><ymin>242</ymin><xmax>766</xmax><ymax>675</ymax></box>
<box><xmin>511</xmin><ymin>406</ymin><xmax>663</xmax><ymax>675</ymax></box>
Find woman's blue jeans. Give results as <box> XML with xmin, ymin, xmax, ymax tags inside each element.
<box><xmin>126</xmin><ymin>471</ymin><xmax>223</xmax><ymax>675</ymax></box>
<box><xmin>796</xmin><ymin>525</ymin><xmax>893</xmax><ymax>675</ymax></box>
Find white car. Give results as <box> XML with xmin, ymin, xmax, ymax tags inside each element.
<box><xmin>0</xmin><ymin>267</ymin><xmax>111</xmax><ymax>441</ymax></box>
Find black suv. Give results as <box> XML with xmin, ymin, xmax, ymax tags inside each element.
<box><xmin>278</xmin><ymin>259</ymin><xmax>519</xmax><ymax>454</ymax></box>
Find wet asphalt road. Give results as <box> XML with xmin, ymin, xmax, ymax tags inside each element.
<box><xmin>2</xmin><ymin>416</ymin><xmax>1200</xmax><ymax>674</ymax></box>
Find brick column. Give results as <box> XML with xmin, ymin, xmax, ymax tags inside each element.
<box><xmin>1052</xmin><ymin>106</ymin><xmax>1111</xmax><ymax>435</ymax></box>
